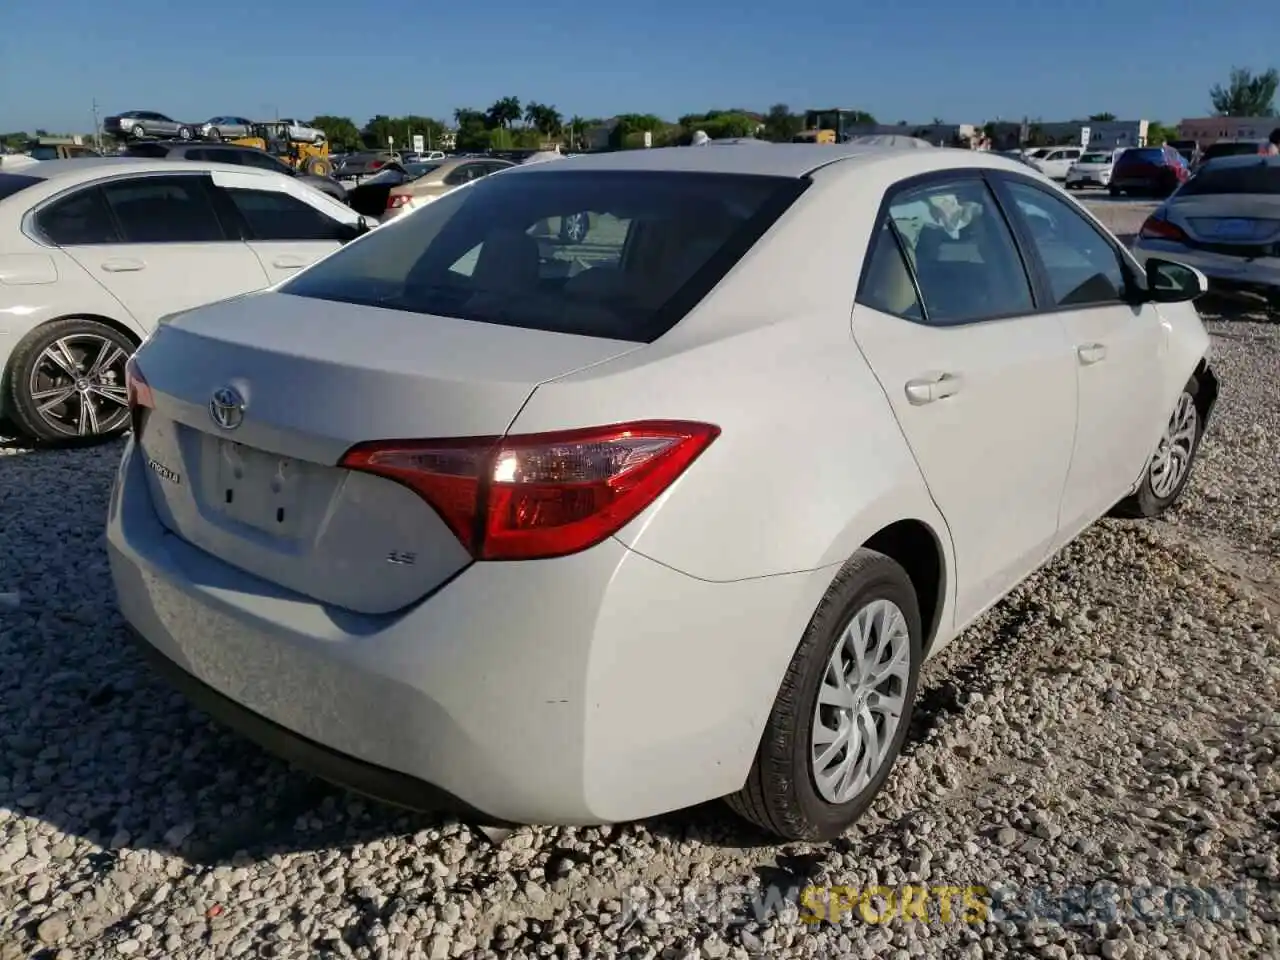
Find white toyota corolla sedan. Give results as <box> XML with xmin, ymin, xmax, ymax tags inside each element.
<box><xmin>109</xmin><ymin>144</ymin><xmax>1219</xmax><ymax>840</ymax></box>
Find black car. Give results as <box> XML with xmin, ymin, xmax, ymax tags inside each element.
<box><xmin>122</xmin><ymin>141</ymin><xmax>347</xmax><ymax>203</ymax></box>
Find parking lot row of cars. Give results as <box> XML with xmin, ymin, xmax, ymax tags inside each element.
<box><xmin>104</xmin><ymin>110</ymin><xmax>326</xmax><ymax>144</ymax></box>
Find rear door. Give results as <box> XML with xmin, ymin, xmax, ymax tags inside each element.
<box><xmin>207</xmin><ymin>169</ymin><xmax>357</xmax><ymax>283</ymax></box>
<box><xmin>993</xmin><ymin>174</ymin><xmax>1165</xmax><ymax>537</ymax></box>
<box><xmin>851</xmin><ymin>171</ymin><xmax>1077</xmax><ymax>627</ymax></box>
<box><xmin>46</xmin><ymin>173</ymin><xmax>268</xmax><ymax>327</ymax></box>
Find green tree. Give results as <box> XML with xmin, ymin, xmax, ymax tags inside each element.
<box><xmin>1210</xmin><ymin>67</ymin><xmax>1278</xmax><ymax>116</ymax></box>
<box><xmin>762</xmin><ymin>104</ymin><xmax>801</xmax><ymax>142</ymax></box>
<box><xmin>452</xmin><ymin>108</ymin><xmax>491</xmax><ymax>151</ymax></box>
<box><xmin>564</xmin><ymin>115</ymin><xmax>587</xmax><ymax>150</ymax></box>
<box><xmin>523</xmin><ymin>102</ymin><xmax>563</xmax><ymax>138</ymax></box>
<box><xmin>309</xmin><ymin>115</ymin><xmax>362</xmax><ymax>151</ymax></box>
<box><xmin>1088</xmin><ymin>112</ymin><xmax>1117</xmax><ymax>122</ymax></box>
<box><xmin>1145</xmin><ymin>121</ymin><xmax>1175</xmax><ymax>145</ymax></box>
<box><xmin>486</xmin><ymin>97</ymin><xmax>522</xmax><ymax>130</ymax></box>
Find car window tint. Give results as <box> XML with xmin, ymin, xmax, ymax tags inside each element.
<box><xmin>36</xmin><ymin>187</ymin><xmax>121</xmax><ymax>245</ymax></box>
<box><xmin>280</xmin><ymin>169</ymin><xmax>804</xmax><ymax>342</ymax></box>
<box><xmin>1004</xmin><ymin>181</ymin><xmax>1126</xmax><ymax>307</ymax></box>
<box><xmin>100</xmin><ymin>176</ymin><xmax>225</xmax><ymax>243</ymax></box>
<box><xmin>224</xmin><ymin>188</ymin><xmax>344</xmax><ymax>241</ymax></box>
<box><xmin>235</xmin><ymin>151</ymin><xmax>290</xmax><ymax>173</ymax></box>
<box><xmin>886</xmin><ymin>178</ymin><xmax>1033</xmax><ymax>325</ymax></box>
<box><xmin>444</xmin><ymin>164</ymin><xmax>482</xmax><ymax>186</ymax></box>
<box><xmin>857</xmin><ymin>221</ymin><xmax>924</xmax><ymax>321</ymax></box>
<box><xmin>123</xmin><ymin>143</ymin><xmax>171</xmax><ymax>158</ymax></box>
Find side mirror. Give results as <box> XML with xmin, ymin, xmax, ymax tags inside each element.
<box><xmin>1144</xmin><ymin>257</ymin><xmax>1207</xmax><ymax>303</ymax></box>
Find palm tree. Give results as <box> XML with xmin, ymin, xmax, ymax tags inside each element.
<box><xmin>487</xmin><ymin>97</ymin><xmax>522</xmax><ymax>130</ymax></box>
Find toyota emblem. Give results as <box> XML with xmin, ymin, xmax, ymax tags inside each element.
<box><xmin>209</xmin><ymin>385</ymin><xmax>246</xmax><ymax>430</ymax></box>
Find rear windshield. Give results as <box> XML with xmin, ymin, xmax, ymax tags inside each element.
<box><xmin>1081</xmin><ymin>152</ymin><xmax>1112</xmax><ymax>163</ymax></box>
<box><xmin>1179</xmin><ymin>162</ymin><xmax>1280</xmax><ymax>196</ymax></box>
<box><xmin>1202</xmin><ymin>142</ymin><xmax>1263</xmax><ymax>160</ymax></box>
<box><xmin>1120</xmin><ymin>148</ymin><xmax>1167</xmax><ymax>164</ymax></box>
<box><xmin>0</xmin><ymin>172</ymin><xmax>44</xmax><ymax>200</ymax></box>
<box><xmin>280</xmin><ymin>169</ymin><xmax>807</xmax><ymax>342</ymax></box>
<box><xmin>123</xmin><ymin>143</ymin><xmax>172</xmax><ymax>158</ymax></box>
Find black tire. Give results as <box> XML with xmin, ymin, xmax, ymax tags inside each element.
<box><xmin>725</xmin><ymin>549</ymin><xmax>923</xmax><ymax>841</ymax></box>
<box><xmin>1108</xmin><ymin>186</ymin><xmax>1121</xmax><ymax>197</ymax></box>
<box><xmin>5</xmin><ymin>318</ymin><xmax>137</xmax><ymax>444</ymax></box>
<box><xmin>1112</xmin><ymin>376</ymin><xmax>1205</xmax><ymax>519</ymax></box>
<box><xmin>208</xmin><ymin>127</ymin><xmax>222</xmax><ymax>142</ymax></box>
<box><xmin>131</xmin><ymin>125</ymin><xmax>145</xmax><ymax>139</ymax></box>
<box><xmin>178</xmin><ymin>126</ymin><xmax>193</xmax><ymax>141</ymax></box>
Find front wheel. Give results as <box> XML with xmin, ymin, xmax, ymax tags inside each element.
<box><xmin>208</xmin><ymin>127</ymin><xmax>222</xmax><ymax>141</ymax></box>
<box><xmin>131</xmin><ymin>125</ymin><xmax>146</xmax><ymax>139</ymax></box>
<box><xmin>725</xmin><ymin>550</ymin><xmax>922</xmax><ymax>841</ymax></box>
<box><xmin>1113</xmin><ymin>379</ymin><xmax>1204</xmax><ymax>519</ymax></box>
<box><xmin>178</xmin><ymin>126</ymin><xmax>193</xmax><ymax>141</ymax></box>
<box><xmin>4</xmin><ymin>318</ymin><xmax>136</xmax><ymax>443</ymax></box>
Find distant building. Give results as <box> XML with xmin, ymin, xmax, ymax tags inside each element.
<box><xmin>1178</xmin><ymin>116</ymin><xmax>1278</xmax><ymax>147</ymax></box>
<box><xmin>984</xmin><ymin>119</ymin><xmax>1147</xmax><ymax>150</ymax></box>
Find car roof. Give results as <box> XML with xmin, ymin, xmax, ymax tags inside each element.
<box><xmin>505</xmin><ymin>143</ymin><xmax>1038</xmax><ymax>180</ymax></box>
<box><xmin>15</xmin><ymin>157</ymin><xmax>288</xmax><ymax>182</ymax></box>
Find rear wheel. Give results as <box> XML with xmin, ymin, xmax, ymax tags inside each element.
<box><xmin>5</xmin><ymin>318</ymin><xmax>135</xmax><ymax>443</ymax></box>
<box><xmin>1108</xmin><ymin>186</ymin><xmax>1121</xmax><ymax>197</ymax></box>
<box><xmin>208</xmin><ymin>127</ymin><xmax>222</xmax><ymax>141</ymax></box>
<box><xmin>178</xmin><ymin>126</ymin><xmax>193</xmax><ymax>141</ymax></box>
<box><xmin>725</xmin><ymin>550</ymin><xmax>922</xmax><ymax>841</ymax></box>
<box><xmin>1113</xmin><ymin>378</ymin><xmax>1204</xmax><ymax>518</ymax></box>
<box><xmin>131</xmin><ymin>124</ymin><xmax>145</xmax><ymax>139</ymax></box>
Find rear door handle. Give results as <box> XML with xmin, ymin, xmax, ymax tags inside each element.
<box><xmin>1077</xmin><ymin>342</ymin><xmax>1107</xmax><ymax>365</ymax></box>
<box><xmin>100</xmin><ymin>258</ymin><xmax>145</xmax><ymax>273</ymax></box>
<box><xmin>905</xmin><ymin>373</ymin><xmax>964</xmax><ymax>405</ymax></box>
<box><xmin>271</xmin><ymin>255</ymin><xmax>312</xmax><ymax>269</ymax></box>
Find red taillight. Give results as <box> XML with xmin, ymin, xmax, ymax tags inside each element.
<box><xmin>124</xmin><ymin>354</ymin><xmax>153</xmax><ymax>410</ymax></box>
<box><xmin>370</xmin><ymin>160</ymin><xmax>384</xmax><ymax>170</ymax></box>
<box><xmin>339</xmin><ymin>420</ymin><xmax>720</xmax><ymax>560</ymax></box>
<box><xmin>386</xmin><ymin>194</ymin><xmax>409</xmax><ymax>210</ymax></box>
<box><xmin>1139</xmin><ymin>214</ymin><xmax>1187</xmax><ymax>242</ymax></box>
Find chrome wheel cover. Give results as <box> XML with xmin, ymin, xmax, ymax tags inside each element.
<box><xmin>27</xmin><ymin>335</ymin><xmax>131</xmax><ymax>437</ymax></box>
<box><xmin>1149</xmin><ymin>391</ymin><xmax>1198</xmax><ymax>499</ymax></box>
<box><xmin>810</xmin><ymin>598</ymin><xmax>911</xmax><ymax>804</ymax></box>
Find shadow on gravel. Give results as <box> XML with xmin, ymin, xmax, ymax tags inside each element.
<box><xmin>0</xmin><ymin>440</ymin><xmax>454</xmax><ymax>869</ymax></box>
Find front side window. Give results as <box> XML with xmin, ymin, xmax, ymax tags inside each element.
<box><xmin>1003</xmin><ymin>180</ymin><xmax>1127</xmax><ymax>307</ymax></box>
<box><xmin>882</xmin><ymin>177</ymin><xmax>1034</xmax><ymax>325</ymax></box>
<box><xmin>222</xmin><ymin>188</ymin><xmax>346</xmax><ymax>242</ymax></box>
<box><xmin>100</xmin><ymin>175</ymin><xmax>226</xmax><ymax>243</ymax></box>
<box><xmin>36</xmin><ymin>187</ymin><xmax>121</xmax><ymax>245</ymax></box>
<box><xmin>280</xmin><ymin>169</ymin><xmax>805</xmax><ymax>342</ymax></box>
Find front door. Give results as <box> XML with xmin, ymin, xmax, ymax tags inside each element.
<box><xmin>851</xmin><ymin>173</ymin><xmax>1078</xmax><ymax>629</ymax></box>
<box><xmin>993</xmin><ymin>176</ymin><xmax>1166</xmax><ymax>540</ymax></box>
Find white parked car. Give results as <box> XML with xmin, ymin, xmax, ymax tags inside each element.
<box><xmin>0</xmin><ymin>158</ymin><xmax>369</xmax><ymax>441</ymax></box>
<box><xmin>1131</xmin><ymin>154</ymin><xmax>1280</xmax><ymax>310</ymax></box>
<box><xmin>1032</xmin><ymin>146</ymin><xmax>1084</xmax><ymax>181</ymax></box>
<box><xmin>109</xmin><ymin>145</ymin><xmax>1218</xmax><ymax>841</ymax></box>
<box><xmin>277</xmin><ymin>119</ymin><xmax>326</xmax><ymax>144</ymax></box>
<box><xmin>1064</xmin><ymin>149</ymin><xmax>1121</xmax><ymax>190</ymax></box>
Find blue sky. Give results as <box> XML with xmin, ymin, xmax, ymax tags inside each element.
<box><xmin>4</xmin><ymin>0</ymin><xmax>1277</xmax><ymax>133</ymax></box>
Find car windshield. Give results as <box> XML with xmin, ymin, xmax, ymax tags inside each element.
<box><xmin>1081</xmin><ymin>152</ymin><xmax>1111</xmax><ymax>163</ymax></box>
<box><xmin>1179</xmin><ymin>162</ymin><xmax>1280</xmax><ymax>196</ymax></box>
<box><xmin>280</xmin><ymin>169</ymin><xmax>806</xmax><ymax>343</ymax></box>
<box><xmin>1121</xmin><ymin>148</ymin><xmax>1166</xmax><ymax>164</ymax></box>
<box><xmin>0</xmin><ymin>172</ymin><xmax>44</xmax><ymax>200</ymax></box>
<box><xmin>29</xmin><ymin>147</ymin><xmax>59</xmax><ymax>161</ymax></box>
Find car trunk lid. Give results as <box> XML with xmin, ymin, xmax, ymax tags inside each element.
<box><xmin>132</xmin><ymin>291</ymin><xmax>639</xmax><ymax>613</ymax></box>
<box><xmin>1168</xmin><ymin>195</ymin><xmax>1280</xmax><ymax>246</ymax></box>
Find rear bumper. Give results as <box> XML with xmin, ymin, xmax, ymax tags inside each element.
<box><xmin>1131</xmin><ymin>239</ymin><xmax>1280</xmax><ymax>292</ymax></box>
<box><xmin>107</xmin><ymin>436</ymin><xmax>818</xmax><ymax>824</ymax></box>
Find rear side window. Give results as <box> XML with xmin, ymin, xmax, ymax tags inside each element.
<box><xmin>877</xmin><ymin>178</ymin><xmax>1034</xmax><ymax>325</ymax></box>
<box><xmin>279</xmin><ymin>169</ymin><xmax>807</xmax><ymax>342</ymax></box>
<box><xmin>1202</xmin><ymin>142</ymin><xmax>1262</xmax><ymax>161</ymax></box>
<box><xmin>100</xmin><ymin>175</ymin><xmax>226</xmax><ymax>243</ymax></box>
<box><xmin>235</xmin><ymin>151</ymin><xmax>292</xmax><ymax>175</ymax></box>
<box><xmin>222</xmin><ymin>188</ymin><xmax>346</xmax><ymax>241</ymax></box>
<box><xmin>0</xmin><ymin>172</ymin><xmax>44</xmax><ymax>200</ymax></box>
<box><xmin>36</xmin><ymin>187</ymin><xmax>121</xmax><ymax>244</ymax></box>
<box><xmin>1179</xmin><ymin>163</ymin><xmax>1280</xmax><ymax>196</ymax></box>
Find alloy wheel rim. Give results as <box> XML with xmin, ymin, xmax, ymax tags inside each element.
<box><xmin>1149</xmin><ymin>391</ymin><xmax>1198</xmax><ymax>499</ymax></box>
<box><xmin>27</xmin><ymin>335</ymin><xmax>131</xmax><ymax>437</ymax></box>
<box><xmin>810</xmin><ymin>598</ymin><xmax>911</xmax><ymax>805</ymax></box>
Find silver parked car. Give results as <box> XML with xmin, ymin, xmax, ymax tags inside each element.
<box><xmin>200</xmin><ymin>117</ymin><xmax>255</xmax><ymax>141</ymax></box>
<box><xmin>1130</xmin><ymin>155</ymin><xmax>1280</xmax><ymax>308</ymax></box>
<box><xmin>103</xmin><ymin>110</ymin><xmax>196</xmax><ymax>142</ymax></box>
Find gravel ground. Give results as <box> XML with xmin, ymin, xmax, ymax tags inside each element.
<box><xmin>1</xmin><ymin>304</ymin><xmax>1278</xmax><ymax>960</ymax></box>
